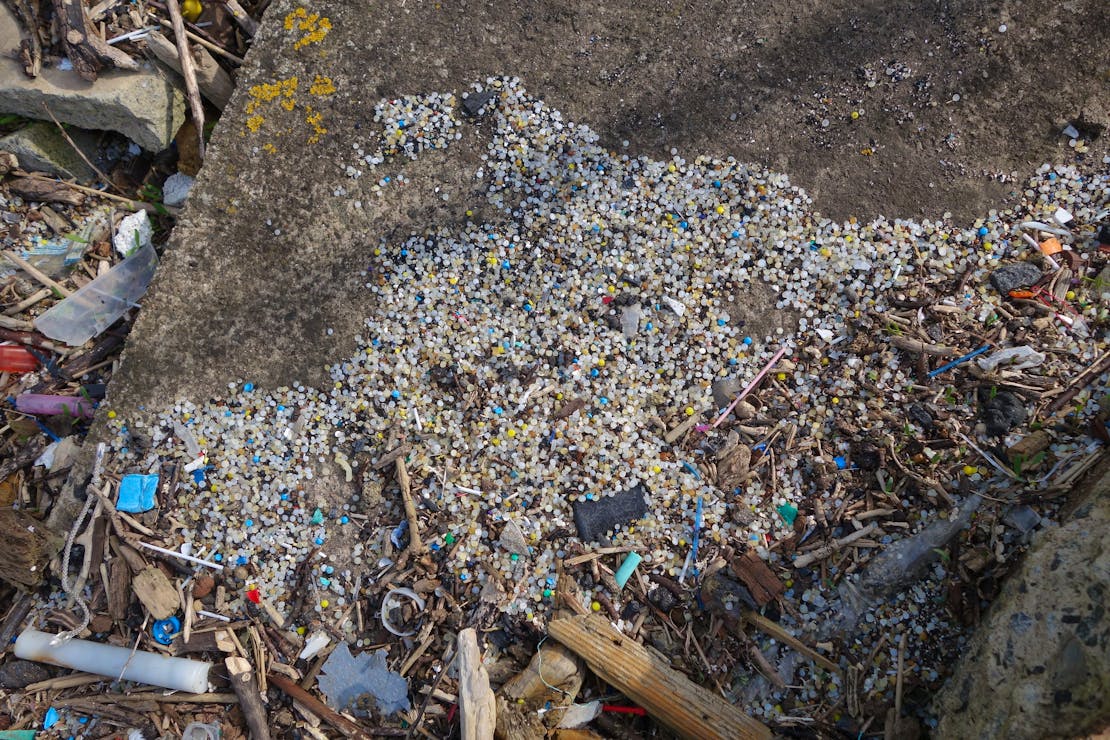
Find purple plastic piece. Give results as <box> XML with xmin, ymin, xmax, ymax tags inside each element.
<box><xmin>15</xmin><ymin>393</ymin><xmax>95</xmax><ymax>419</ymax></box>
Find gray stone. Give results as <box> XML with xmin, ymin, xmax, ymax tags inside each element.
<box><xmin>711</xmin><ymin>377</ymin><xmax>756</xmax><ymax>418</ymax></box>
<box><xmin>461</xmin><ymin>90</ymin><xmax>495</xmax><ymax>116</ymax></box>
<box><xmin>932</xmin><ymin>462</ymin><xmax>1110</xmax><ymax>738</ymax></box>
<box><xmin>0</xmin><ymin>121</ymin><xmax>100</xmax><ymax>180</ymax></box>
<box><xmin>498</xmin><ymin>519</ymin><xmax>529</xmax><ymax>556</ymax></box>
<box><xmin>989</xmin><ymin>261</ymin><xmax>1042</xmax><ymax>294</ymax></box>
<box><xmin>1002</xmin><ymin>504</ymin><xmax>1041</xmax><ymax>534</ymax></box>
<box><xmin>0</xmin><ymin>5</ymin><xmax>185</xmax><ymax>151</ymax></box>
<box><xmin>162</xmin><ymin>172</ymin><xmax>196</xmax><ymax>207</ymax></box>
<box><xmin>1097</xmin><ymin>264</ymin><xmax>1110</xmax><ymax>308</ymax></box>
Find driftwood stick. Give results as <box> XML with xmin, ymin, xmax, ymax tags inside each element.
<box><xmin>548</xmin><ymin>615</ymin><xmax>771</xmax><ymax>740</ymax></box>
<box><xmin>396</xmin><ymin>457</ymin><xmax>425</xmax><ymax>554</ymax></box>
<box><xmin>40</xmin><ymin>102</ymin><xmax>117</xmax><ymax>187</ymax></box>
<box><xmin>267</xmin><ymin>671</ymin><xmax>370</xmax><ymax>739</ymax></box>
<box><xmin>154</xmin><ymin>17</ymin><xmax>245</xmax><ymax>63</ymax></box>
<box><xmin>224</xmin><ymin>0</ymin><xmax>258</xmax><ymax>35</ymax></box>
<box><xmin>16</xmin><ymin>172</ymin><xmax>172</xmax><ymax>215</ymax></box>
<box><xmin>739</xmin><ymin>630</ymin><xmax>785</xmax><ymax>688</ymax></box>
<box><xmin>226</xmin><ymin>656</ymin><xmax>271</xmax><ymax>739</ymax></box>
<box><xmin>52</xmin><ymin>0</ymin><xmax>137</xmax><ymax>80</ymax></box>
<box><xmin>889</xmin><ymin>336</ymin><xmax>955</xmax><ymax>357</ymax></box>
<box><xmin>741</xmin><ymin>610</ymin><xmax>839</xmax><ymax>673</ymax></box>
<box><xmin>894</xmin><ymin>631</ymin><xmax>907</xmax><ymax>713</ymax></box>
<box><xmin>60</xmin><ymin>691</ymin><xmax>239</xmax><ymax>704</ymax></box>
<box><xmin>1044</xmin><ymin>351</ymin><xmax>1110</xmax><ymax>415</ymax></box>
<box><xmin>408</xmin><ymin>644</ymin><xmax>455</xmax><ymax>738</ymax></box>
<box><xmin>164</xmin><ymin>0</ymin><xmax>205</xmax><ymax>159</ymax></box>
<box><xmin>3</xmin><ymin>288</ymin><xmax>52</xmax><ymax>317</ymax></box>
<box><xmin>457</xmin><ymin>628</ymin><xmax>495</xmax><ymax>740</ymax></box>
<box><xmin>0</xmin><ymin>315</ymin><xmax>34</xmax><ymax>331</ymax></box>
<box><xmin>374</xmin><ymin>444</ymin><xmax>411</xmax><ymax>470</ymax></box>
<box><xmin>791</xmin><ymin>524</ymin><xmax>877</xmax><ymax>568</ymax></box>
<box><xmin>7</xmin><ymin>0</ymin><xmax>43</xmax><ymax>76</ymax></box>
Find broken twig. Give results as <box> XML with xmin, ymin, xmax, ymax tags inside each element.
<box><xmin>164</xmin><ymin>0</ymin><xmax>205</xmax><ymax>159</ymax></box>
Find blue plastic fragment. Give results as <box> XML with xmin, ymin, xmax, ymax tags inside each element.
<box><xmin>928</xmin><ymin>344</ymin><xmax>991</xmax><ymax>379</ymax></box>
<box><xmin>614</xmin><ymin>552</ymin><xmax>642</xmax><ymax>588</ymax></box>
<box><xmin>390</xmin><ymin>520</ymin><xmax>408</xmax><ymax>548</ymax></box>
<box><xmin>833</xmin><ymin>456</ymin><xmax>848</xmax><ymax>470</ymax></box>
<box><xmin>43</xmin><ymin>706</ymin><xmax>60</xmax><ymax>730</ymax></box>
<box><xmin>151</xmin><ymin>616</ymin><xmax>181</xmax><ymax>645</ymax></box>
<box><xmin>116</xmin><ymin>474</ymin><xmax>159</xmax><ymax>513</ymax></box>
<box><xmin>681</xmin><ymin>461</ymin><xmax>701</xmax><ymax>479</ymax></box>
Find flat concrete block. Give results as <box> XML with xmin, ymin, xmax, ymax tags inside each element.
<box><xmin>0</xmin><ymin>5</ymin><xmax>185</xmax><ymax>151</ymax></box>
<box><xmin>0</xmin><ymin>120</ymin><xmax>100</xmax><ymax>180</ymax></box>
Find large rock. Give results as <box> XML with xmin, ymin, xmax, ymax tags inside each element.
<box><xmin>0</xmin><ymin>120</ymin><xmax>100</xmax><ymax>180</ymax></box>
<box><xmin>0</xmin><ymin>5</ymin><xmax>185</xmax><ymax>151</ymax></box>
<box><xmin>932</xmin><ymin>459</ymin><xmax>1110</xmax><ymax>738</ymax></box>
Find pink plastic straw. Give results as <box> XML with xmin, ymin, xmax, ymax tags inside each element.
<box><xmin>701</xmin><ymin>345</ymin><xmax>789</xmax><ymax>431</ymax></box>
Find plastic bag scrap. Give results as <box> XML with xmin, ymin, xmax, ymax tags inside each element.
<box><xmin>317</xmin><ymin>643</ymin><xmax>410</xmax><ymax>716</ymax></box>
<box><xmin>976</xmin><ymin>346</ymin><xmax>1046</xmax><ymax>372</ymax></box>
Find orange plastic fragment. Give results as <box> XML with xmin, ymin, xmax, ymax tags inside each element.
<box><xmin>1039</xmin><ymin>237</ymin><xmax>1062</xmax><ymax>256</ymax></box>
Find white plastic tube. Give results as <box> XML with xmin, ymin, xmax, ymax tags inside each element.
<box><xmin>15</xmin><ymin>629</ymin><xmax>212</xmax><ymax>693</ymax></box>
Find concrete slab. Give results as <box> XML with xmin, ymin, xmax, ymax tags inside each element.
<box><xmin>105</xmin><ymin>0</ymin><xmax>1109</xmax><ymax>415</ymax></box>
<box><xmin>0</xmin><ymin>121</ymin><xmax>101</xmax><ymax>180</ymax></box>
<box><xmin>0</xmin><ymin>4</ymin><xmax>185</xmax><ymax>151</ymax></box>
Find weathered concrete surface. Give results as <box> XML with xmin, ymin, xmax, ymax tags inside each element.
<box><xmin>0</xmin><ymin>5</ymin><xmax>185</xmax><ymax>151</ymax></box>
<box><xmin>933</xmin><ymin>456</ymin><xmax>1110</xmax><ymax>739</ymax></box>
<box><xmin>102</xmin><ymin>0</ymin><xmax>1110</xmax><ymax>417</ymax></box>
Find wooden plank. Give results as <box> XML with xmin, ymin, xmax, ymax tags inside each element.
<box><xmin>457</xmin><ymin>628</ymin><xmax>495</xmax><ymax>740</ymax></box>
<box><xmin>131</xmin><ymin>566</ymin><xmax>179</xmax><ymax>620</ymax></box>
<box><xmin>548</xmin><ymin>615</ymin><xmax>771</xmax><ymax>740</ymax></box>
